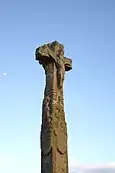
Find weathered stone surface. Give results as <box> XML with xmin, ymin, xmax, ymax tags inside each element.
<box><xmin>36</xmin><ymin>41</ymin><xmax>72</xmax><ymax>173</ymax></box>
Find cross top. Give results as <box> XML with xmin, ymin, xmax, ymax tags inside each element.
<box><xmin>36</xmin><ymin>41</ymin><xmax>72</xmax><ymax>71</ymax></box>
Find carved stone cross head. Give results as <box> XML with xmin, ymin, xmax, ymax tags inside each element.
<box><xmin>35</xmin><ymin>41</ymin><xmax>72</xmax><ymax>72</ymax></box>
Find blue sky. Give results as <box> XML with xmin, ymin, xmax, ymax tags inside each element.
<box><xmin>0</xmin><ymin>0</ymin><xmax>115</xmax><ymax>172</ymax></box>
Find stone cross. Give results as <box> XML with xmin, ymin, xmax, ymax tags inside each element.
<box><xmin>35</xmin><ymin>41</ymin><xmax>72</xmax><ymax>173</ymax></box>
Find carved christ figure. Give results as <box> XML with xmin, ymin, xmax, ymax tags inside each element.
<box><xmin>55</xmin><ymin>53</ymin><xmax>65</xmax><ymax>88</ymax></box>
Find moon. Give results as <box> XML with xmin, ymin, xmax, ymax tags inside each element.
<box><xmin>4</xmin><ymin>73</ymin><xmax>7</xmax><ymax>76</ymax></box>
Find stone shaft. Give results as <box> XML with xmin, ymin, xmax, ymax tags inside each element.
<box><xmin>35</xmin><ymin>41</ymin><xmax>72</xmax><ymax>173</ymax></box>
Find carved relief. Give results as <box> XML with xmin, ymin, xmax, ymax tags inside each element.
<box><xmin>56</xmin><ymin>121</ymin><xmax>67</xmax><ymax>155</ymax></box>
<box><xmin>56</xmin><ymin>150</ymin><xmax>68</xmax><ymax>173</ymax></box>
<box><xmin>41</xmin><ymin>152</ymin><xmax>52</xmax><ymax>172</ymax></box>
<box><xmin>41</xmin><ymin>130</ymin><xmax>51</xmax><ymax>155</ymax></box>
<box><xmin>49</xmin><ymin>93</ymin><xmax>58</xmax><ymax>115</ymax></box>
<box><xmin>56</xmin><ymin>57</ymin><xmax>65</xmax><ymax>89</ymax></box>
<box><xmin>42</xmin><ymin>96</ymin><xmax>51</xmax><ymax>124</ymax></box>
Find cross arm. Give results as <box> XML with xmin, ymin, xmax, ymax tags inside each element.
<box><xmin>64</xmin><ymin>57</ymin><xmax>72</xmax><ymax>71</ymax></box>
<box><xmin>35</xmin><ymin>45</ymin><xmax>53</xmax><ymax>65</ymax></box>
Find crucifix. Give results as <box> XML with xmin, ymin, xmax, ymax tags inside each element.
<box><xmin>36</xmin><ymin>41</ymin><xmax>72</xmax><ymax>173</ymax></box>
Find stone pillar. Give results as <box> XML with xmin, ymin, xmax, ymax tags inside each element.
<box><xmin>35</xmin><ymin>41</ymin><xmax>72</xmax><ymax>173</ymax></box>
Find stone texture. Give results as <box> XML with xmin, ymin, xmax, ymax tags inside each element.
<box><xmin>35</xmin><ymin>41</ymin><xmax>72</xmax><ymax>173</ymax></box>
